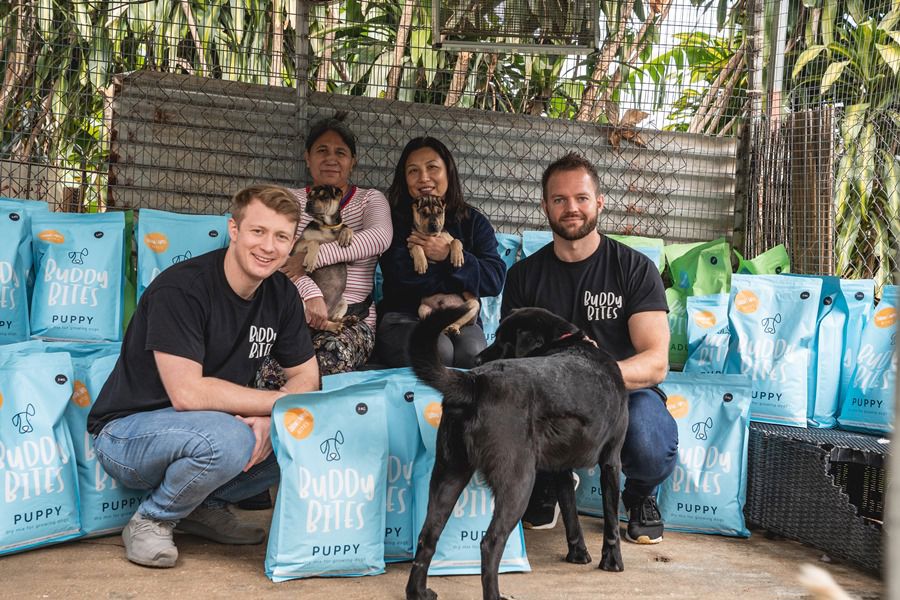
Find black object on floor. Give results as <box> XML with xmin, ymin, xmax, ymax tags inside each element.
<box><xmin>237</xmin><ymin>490</ymin><xmax>273</xmax><ymax>511</ymax></box>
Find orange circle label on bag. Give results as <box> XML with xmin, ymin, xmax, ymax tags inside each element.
<box><xmin>424</xmin><ymin>402</ymin><xmax>442</xmax><ymax>428</ymax></box>
<box><xmin>666</xmin><ymin>394</ymin><xmax>690</xmax><ymax>419</ymax></box>
<box><xmin>71</xmin><ymin>381</ymin><xmax>91</xmax><ymax>408</ymax></box>
<box><xmin>874</xmin><ymin>307</ymin><xmax>896</xmax><ymax>328</ymax></box>
<box><xmin>734</xmin><ymin>290</ymin><xmax>759</xmax><ymax>314</ymax></box>
<box><xmin>693</xmin><ymin>310</ymin><xmax>717</xmax><ymax>329</ymax></box>
<box><xmin>37</xmin><ymin>230</ymin><xmax>65</xmax><ymax>244</ymax></box>
<box><xmin>0</xmin><ymin>392</ymin><xmax>3</xmax><ymax>410</ymax></box>
<box><xmin>144</xmin><ymin>232</ymin><xmax>169</xmax><ymax>253</ymax></box>
<box><xmin>284</xmin><ymin>408</ymin><xmax>314</xmax><ymax>440</ymax></box>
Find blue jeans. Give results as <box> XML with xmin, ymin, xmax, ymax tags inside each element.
<box><xmin>93</xmin><ymin>408</ymin><xmax>280</xmax><ymax>521</ymax></box>
<box><xmin>527</xmin><ymin>387</ymin><xmax>678</xmax><ymax>510</ymax></box>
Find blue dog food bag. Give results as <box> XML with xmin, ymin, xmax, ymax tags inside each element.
<box><xmin>136</xmin><ymin>209</ymin><xmax>229</xmax><ymax>300</ymax></box>
<box><xmin>31</xmin><ymin>212</ymin><xmax>125</xmax><ymax>341</ymax></box>
<box><xmin>787</xmin><ymin>275</ymin><xmax>847</xmax><ymax>428</ymax></box>
<box><xmin>838</xmin><ymin>279</ymin><xmax>876</xmax><ymax>412</ymax></box>
<box><xmin>266</xmin><ymin>380</ymin><xmax>389</xmax><ymax>581</ymax></box>
<box><xmin>521</xmin><ymin>230</ymin><xmax>552</xmax><ymax>258</ymax></box>
<box><xmin>657</xmin><ymin>372</ymin><xmax>752</xmax><ymax>537</ymax></box>
<box><xmin>0</xmin><ymin>208</ymin><xmax>31</xmax><ymax>344</ymax></box>
<box><xmin>837</xmin><ymin>285</ymin><xmax>898</xmax><ymax>434</ymax></box>
<box><xmin>607</xmin><ymin>234</ymin><xmax>665</xmax><ymax>273</ymax></box>
<box><xmin>412</xmin><ymin>383</ymin><xmax>530</xmax><ymax>575</ymax></box>
<box><xmin>481</xmin><ymin>233</ymin><xmax>522</xmax><ymax>344</ymax></box>
<box><xmin>45</xmin><ymin>342</ymin><xmax>147</xmax><ymax>537</ymax></box>
<box><xmin>684</xmin><ymin>294</ymin><xmax>730</xmax><ymax>374</ymax></box>
<box><xmin>725</xmin><ymin>274</ymin><xmax>822</xmax><ymax>427</ymax></box>
<box><xmin>324</xmin><ymin>368</ymin><xmax>420</xmax><ymax>562</ymax></box>
<box><xmin>0</xmin><ymin>346</ymin><xmax>81</xmax><ymax>554</ymax></box>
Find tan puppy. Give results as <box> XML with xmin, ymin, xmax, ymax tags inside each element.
<box><xmin>292</xmin><ymin>184</ymin><xmax>353</xmax><ymax>332</ymax></box>
<box><xmin>410</xmin><ymin>195</ymin><xmax>479</xmax><ymax>336</ymax></box>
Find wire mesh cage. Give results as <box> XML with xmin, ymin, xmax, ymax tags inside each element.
<box><xmin>1</xmin><ymin>0</ymin><xmax>897</xmax><ymax>285</ymax></box>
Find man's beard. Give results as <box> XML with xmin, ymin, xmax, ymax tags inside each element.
<box><xmin>548</xmin><ymin>212</ymin><xmax>598</xmax><ymax>241</ymax></box>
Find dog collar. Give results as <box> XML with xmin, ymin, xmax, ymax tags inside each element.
<box><xmin>557</xmin><ymin>332</ymin><xmax>577</xmax><ymax>341</ymax></box>
<box><xmin>319</xmin><ymin>222</ymin><xmax>344</xmax><ymax>230</ymax></box>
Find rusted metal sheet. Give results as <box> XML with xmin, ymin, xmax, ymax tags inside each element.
<box><xmin>109</xmin><ymin>71</ymin><xmax>737</xmax><ymax>243</ymax></box>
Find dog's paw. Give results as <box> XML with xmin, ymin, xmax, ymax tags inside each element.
<box><xmin>443</xmin><ymin>325</ymin><xmax>461</xmax><ymax>337</ymax></box>
<box><xmin>565</xmin><ymin>546</ymin><xmax>592</xmax><ymax>564</ymax></box>
<box><xmin>413</xmin><ymin>257</ymin><xmax>428</xmax><ymax>274</ymax></box>
<box><xmin>302</xmin><ymin>255</ymin><xmax>318</xmax><ymax>272</ymax></box>
<box><xmin>338</xmin><ymin>227</ymin><xmax>353</xmax><ymax>247</ymax></box>
<box><xmin>598</xmin><ymin>549</ymin><xmax>624</xmax><ymax>572</ymax></box>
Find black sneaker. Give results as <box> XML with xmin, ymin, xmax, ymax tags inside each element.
<box><xmin>625</xmin><ymin>495</ymin><xmax>664</xmax><ymax>544</ymax></box>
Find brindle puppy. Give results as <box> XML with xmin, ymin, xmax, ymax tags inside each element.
<box><xmin>411</xmin><ymin>195</ymin><xmax>479</xmax><ymax>336</ymax></box>
<box><xmin>292</xmin><ymin>184</ymin><xmax>353</xmax><ymax>333</ymax></box>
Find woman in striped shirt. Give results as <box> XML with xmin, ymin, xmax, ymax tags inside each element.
<box><xmin>281</xmin><ymin>118</ymin><xmax>392</xmax><ymax>375</ymax></box>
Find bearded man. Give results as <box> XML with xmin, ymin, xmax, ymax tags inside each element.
<box><xmin>501</xmin><ymin>153</ymin><xmax>678</xmax><ymax>545</ymax></box>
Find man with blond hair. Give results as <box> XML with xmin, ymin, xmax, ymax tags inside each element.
<box><xmin>89</xmin><ymin>185</ymin><xmax>320</xmax><ymax>567</ymax></box>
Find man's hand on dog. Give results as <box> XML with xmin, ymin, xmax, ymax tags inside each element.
<box><xmin>304</xmin><ymin>296</ymin><xmax>330</xmax><ymax>330</ymax></box>
<box><xmin>407</xmin><ymin>231</ymin><xmax>450</xmax><ymax>262</ymax></box>
<box><xmin>281</xmin><ymin>251</ymin><xmax>307</xmax><ymax>282</ymax></box>
<box><xmin>236</xmin><ymin>415</ymin><xmax>273</xmax><ymax>471</ymax></box>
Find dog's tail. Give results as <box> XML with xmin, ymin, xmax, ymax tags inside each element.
<box><xmin>409</xmin><ymin>307</ymin><xmax>474</xmax><ymax>406</ymax></box>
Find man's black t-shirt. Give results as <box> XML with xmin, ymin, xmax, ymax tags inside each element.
<box><xmin>501</xmin><ymin>236</ymin><xmax>668</xmax><ymax>361</ymax></box>
<box><xmin>88</xmin><ymin>248</ymin><xmax>314</xmax><ymax>433</ymax></box>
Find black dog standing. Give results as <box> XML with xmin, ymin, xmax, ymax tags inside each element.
<box><xmin>406</xmin><ymin>306</ymin><xmax>629</xmax><ymax>600</ymax></box>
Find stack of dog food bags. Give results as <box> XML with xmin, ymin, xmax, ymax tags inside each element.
<box><xmin>725</xmin><ymin>274</ymin><xmax>822</xmax><ymax>426</ymax></box>
<box><xmin>30</xmin><ymin>212</ymin><xmax>126</xmax><ymax>342</ymax></box>
<box><xmin>136</xmin><ymin>209</ymin><xmax>230</xmax><ymax>300</ymax></box>
<box><xmin>45</xmin><ymin>342</ymin><xmax>147</xmax><ymax>537</ymax></box>
<box><xmin>683</xmin><ymin>293</ymin><xmax>730</xmax><ymax>374</ymax></box>
<box><xmin>657</xmin><ymin>372</ymin><xmax>753</xmax><ymax>536</ymax></box>
<box><xmin>323</xmin><ymin>368</ymin><xmax>420</xmax><ymax>563</ymax></box>
<box><xmin>0</xmin><ymin>342</ymin><xmax>81</xmax><ymax>555</ymax></box>
<box><xmin>411</xmin><ymin>382</ymin><xmax>531</xmax><ymax>575</ymax></box>
<box><xmin>837</xmin><ymin>285</ymin><xmax>898</xmax><ymax>434</ymax></box>
<box><xmin>266</xmin><ymin>380</ymin><xmax>388</xmax><ymax>581</ymax></box>
<box><xmin>480</xmin><ymin>233</ymin><xmax>522</xmax><ymax>344</ymax></box>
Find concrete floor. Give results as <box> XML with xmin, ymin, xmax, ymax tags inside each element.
<box><xmin>0</xmin><ymin>508</ymin><xmax>884</xmax><ymax>600</ymax></box>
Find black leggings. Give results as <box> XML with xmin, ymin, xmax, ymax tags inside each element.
<box><xmin>375</xmin><ymin>311</ymin><xmax>487</xmax><ymax>369</ymax></box>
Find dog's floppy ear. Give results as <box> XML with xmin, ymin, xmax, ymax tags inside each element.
<box><xmin>515</xmin><ymin>330</ymin><xmax>545</xmax><ymax>357</ymax></box>
<box><xmin>320</xmin><ymin>439</ymin><xmax>329</xmax><ymax>454</ymax></box>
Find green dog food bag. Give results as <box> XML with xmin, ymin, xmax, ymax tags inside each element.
<box><xmin>669</xmin><ymin>238</ymin><xmax>732</xmax><ymax>297</ymax></box>
<box><xmin>667</xmin><ymin>287</ymin><xmax>688</xmax><ymax>369</ymax></box>
<box><xmin>734</xmin><ymin>245</ymin><xmax>790</xmax><ymax>275</ymax></box>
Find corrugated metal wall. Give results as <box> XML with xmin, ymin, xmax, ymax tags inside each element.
<box><xmin>109</xmin><ymin>71</ymin><xmax>737</xmax><ymax>242</ymax></box>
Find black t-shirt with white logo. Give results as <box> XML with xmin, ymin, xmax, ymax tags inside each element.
<box><xmin>501</xmin><ymin>237</ymin><xmax>668</xmax><ymax>361</ymax></box>
<box><xmin>88</xmin><ymin>248</ymin><xmax>314</xmax><ymax>433</ymax></box>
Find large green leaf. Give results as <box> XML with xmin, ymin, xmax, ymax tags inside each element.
<box><xmin>820</xmin><ymin>59</ymin><xmax>849</xmax><ymax>94</ymax></box>
<box><xmin>876</xmin><ymin>43</ymin><xmax>900</xmax><ymax>74</ymax></box>
<box><xmin>792</xmin><ymin>45</ymin><xmax>826</xmax><ymax>78</ymax></box>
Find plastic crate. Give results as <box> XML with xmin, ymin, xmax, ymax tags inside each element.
<box><xmin>744</xmin><ymin>423</ymin><xmax>888</xmax><ymax>574</ymax></box>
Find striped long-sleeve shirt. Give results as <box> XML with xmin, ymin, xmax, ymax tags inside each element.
<box><xmin>290</xmin><ymin>186</ymin><xmax>392</xmax><ymax>327</ymax></box>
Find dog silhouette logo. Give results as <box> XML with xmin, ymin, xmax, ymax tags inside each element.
<box><xmin>760</xmin><ymin>313</ymin><xmax>782</xmax><ymax>334</ymax></box>
<box><xmin>12</xmin><ymin>403</ymin><xmax>35</xmax><ymax>434</ymax></box>
<box><xmin>68</xmin><ymin>248</ymin><xmax>89</xmax><ymax>265</ymax></box>
<box><xmin>320</xmin><ymin>431</ymin><xmax>344</xmax><ymax>462</ymax></box>
<box><xmin>692</xmin><ymin>417</ymin><xmax>713</xmax><ymax>441</ymax></box>
<box><xmin>172</xmin><ymin>250</ymin><xmax>192</xmax><ymax>265</ymax></box>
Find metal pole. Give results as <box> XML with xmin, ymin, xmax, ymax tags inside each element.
<box><xmin>295</xmin><ymin>0</ymin><xmax>310</xmax><ymax>185</ymax></box>
<box><xmin>889</xmin><ymin>270</ymin><xmax>899</xmax><ymax>600</ymax></box>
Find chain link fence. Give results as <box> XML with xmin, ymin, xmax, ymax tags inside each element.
<box><xmin>1</xmin><ymin>0</ymin><xmax>896</xmax><ymax>284</ymax></box>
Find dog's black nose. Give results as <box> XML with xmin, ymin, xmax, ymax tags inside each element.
<box><xmin>428</xmin><ymin>222</ymin><xmax>439</xmax><ymax>233</ymax></box>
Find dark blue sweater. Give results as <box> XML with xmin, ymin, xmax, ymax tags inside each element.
<box><xmin>378</xmin><ymin>208</ymin><xmax>506</xmax><ymax>316</ymax></box>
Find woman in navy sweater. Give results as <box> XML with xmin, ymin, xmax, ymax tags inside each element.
<box><xmin>376</xmin><ymin>137</ymin><xmax>506</xmax><ymax>368</ymax></box>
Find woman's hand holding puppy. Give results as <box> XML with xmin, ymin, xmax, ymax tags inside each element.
<box><xmin>407</xmin><ymin>231</ymin><xmax>450</xmax><ymax>262</ymax></box>
<box><xmin>303</xmin><ymin>296</ymin><xmax>330</xmax><ymax>330</ymax></box>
